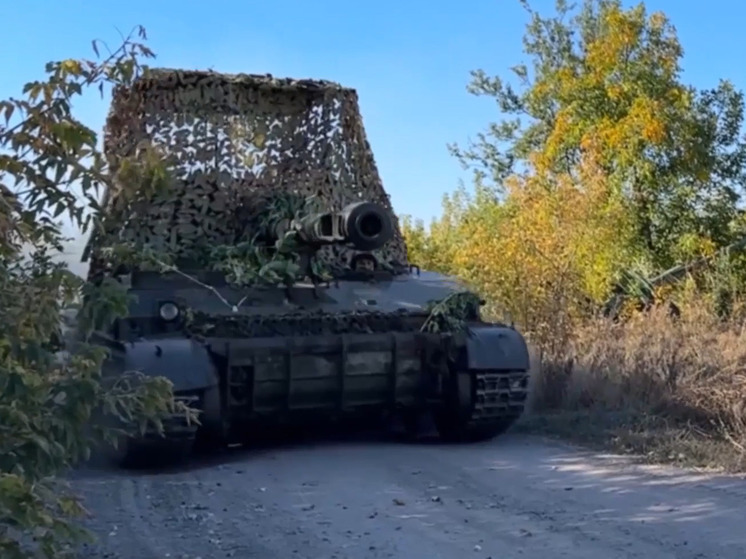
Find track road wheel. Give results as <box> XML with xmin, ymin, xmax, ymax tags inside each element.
<box><xmin>193</xmin><ymin>383</ymin><xmax>228</xmax><ymax>455</ymax></box>
<box><xmin>387</xmin><ymin>410</ymin><xmax>427</xmax><ymax>442</ymax></box>
<box><xmin>110</xmin><ymin>434</ymin><xmax>194</xmax><ymax>470</ymax></box>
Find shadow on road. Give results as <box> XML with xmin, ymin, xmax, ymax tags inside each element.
<box><xmin>72</xmin><ymin>414</ymin><xmax>502</xmax><ymax>479</ymax></box>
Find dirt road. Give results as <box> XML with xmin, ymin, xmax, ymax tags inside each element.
<box><xmin>72</xmin><ymin>433</ymin><xmax>746</xmax><ymax>559</ymax></box>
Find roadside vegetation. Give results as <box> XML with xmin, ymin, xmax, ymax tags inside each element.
<box><xmin>402</xmin><ymin>0</ymin><xmax>746</xmax><ymax>472</ymax></box>
<box><xmin>0</xmin><ymin>28</ymin><xmax>195</xmax><ymax>558</ymax></box>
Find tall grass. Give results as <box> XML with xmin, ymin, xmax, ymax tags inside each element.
<box><xmin>523</xmin><ymin>298</ymin><xmax>746</xmax><ymax>471</ymax></box>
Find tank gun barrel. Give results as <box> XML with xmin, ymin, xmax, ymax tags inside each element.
<box><xmin>647</xmin><ymin>236</ymin><xmax>746</xmax><ymax>287</ymax></box>
<box><xmin>602</xmin><ymin>234</ymin><xmax>746</xmax><ymax>319</ymax></box>
<box><xmin>288</xmin><ymin>201</ymin><xmax>394</xmax><ymax>251</ymax></box>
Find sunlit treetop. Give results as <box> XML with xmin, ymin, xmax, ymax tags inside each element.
<box><xmin>451</xmin><ymin>0</ymin><xmax>746</xmax><ymax>267</ymax></box>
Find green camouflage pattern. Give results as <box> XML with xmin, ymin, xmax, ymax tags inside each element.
<box><xmin>85</xmin><ymin>69</ymin><xmax>409</xmax><ymax>277</ymax></box>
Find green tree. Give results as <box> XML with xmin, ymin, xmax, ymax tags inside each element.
<box><xmin>450</xmin><ymin>0</ymin><xmax>746</xmax><ymax>268</ymax></box>
<box><xmin>0</xmin><ymin>28</ymin><xmax>194</xmax><ymax>559</ymax></box>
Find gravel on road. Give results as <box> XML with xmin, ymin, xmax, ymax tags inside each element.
<box><xmin>71</xmin><ymin>433</ymin><xmax>746</xmax><ymax>559</ymax></box>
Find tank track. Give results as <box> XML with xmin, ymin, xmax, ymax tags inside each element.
<box><xmin>436</xmin><ymin>369</ymin><xmax>530</xmax><ymax>442</ymax></box>
<box><xmin>470</xmin><ymin>370</ymin><xmax>529</xmax><ymax>432</ymax></box>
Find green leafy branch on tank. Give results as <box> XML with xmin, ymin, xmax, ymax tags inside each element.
<box><xmin>420</xmin><ymin>291</ymin><xmax>483</xmax><ymax>334</ymax></box>
<box><xmin>208</xmin><ymin>191</ymin><xmax>335</xmax><ymax>288</ymax></box>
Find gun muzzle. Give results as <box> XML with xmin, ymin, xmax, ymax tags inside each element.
<box><xmin>338</xmin><ymin>201</ymin><xmax>394</xmax><ymax>251</ymax></box>
<box><xmin>292</xmin><ymin>201</ymin><xmax>394</xmax><ymax>250</ymax></box>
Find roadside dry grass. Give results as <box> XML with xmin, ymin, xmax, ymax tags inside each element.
<box><xmin>516</xmin><ymin>302</ymin><xmax>746</xmax><ymax>472</ymax></box>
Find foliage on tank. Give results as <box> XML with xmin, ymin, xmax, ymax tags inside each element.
<box><xmin>90</xmin><ymin>162</ymin><xmax>401</xmax><ymax>290</ymax></box>
<box><xmin>421</xmin><ymin>291</ymin><xmax>484</xmax><ymax>333</ymax></box>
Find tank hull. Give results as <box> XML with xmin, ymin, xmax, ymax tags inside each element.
<box><xmin>99</xmin><ymin>323</ymin><xmax>531</xmax><ymax>466</ymax></box>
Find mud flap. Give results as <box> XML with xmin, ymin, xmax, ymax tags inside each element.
<box><xmin>464</xmin><ymin>325</ymin><xmax>530</xmax><ymax>371</ymax></box>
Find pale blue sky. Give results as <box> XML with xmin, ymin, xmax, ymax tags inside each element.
<box><xmin>2</xmin><ymin>0</ymin><xmax>745</xmax><ymax>232</ymax></box>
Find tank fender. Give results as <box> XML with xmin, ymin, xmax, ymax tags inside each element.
<box><xmin>119</xmin><ymin>339</ymin><xmax>219</xmax><ymax>393</ymax></box>
<box><xmin>464</xmin><ymin>325</ymin><xmax>531</xmax><ymax>371</ymax></box>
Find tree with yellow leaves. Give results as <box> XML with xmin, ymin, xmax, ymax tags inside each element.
<box><xmin>404</xmin><ymin>146</ymin><xmax>635</xmax><ymax>346</ymax></box>
<box><xmin>449</xmin><ymin>0</ymin><xmax>746</xmax><ymax>269</ymax></box>
<box><xmin>404</xmin><ymin>0</ymin><xmax>746</xmax><ymax>335</ymax></box>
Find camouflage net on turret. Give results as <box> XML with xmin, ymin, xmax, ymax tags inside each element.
<box><xmin>86</xmin><ymin>69</ymin><xmax>409</xmax><ymax>279</ymax></box>
<box><xmin>181</xmin><ymin>290</ymin><xmax>483</xmax><ymax>339</ymax></box>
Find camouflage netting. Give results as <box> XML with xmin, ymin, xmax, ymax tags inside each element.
<box><xmin>186</xmin><ymin>309</ymin><xmax>429</xmax><ymax>339</ymax></box>
<box><xmin>86</xmin><ymin>69</ymin><xmax>409</xmax><ymax>279</ymax></box>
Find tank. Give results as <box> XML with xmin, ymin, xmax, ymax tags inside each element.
<box><xmin>81</xmin><ymin>69</ymin><xmax>532</xmax><ymax>467</ymax></box>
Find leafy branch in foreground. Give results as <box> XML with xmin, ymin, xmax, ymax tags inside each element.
<box><xmin>0</xmin><ymin>27</ymin><xmax>194</xmax><ymax>559</ymax></box>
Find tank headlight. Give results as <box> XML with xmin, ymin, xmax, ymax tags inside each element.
<box><xmin>159</xmin><ymin>302</ymin><xmax>180</xmax><ymax>322</ymax></box>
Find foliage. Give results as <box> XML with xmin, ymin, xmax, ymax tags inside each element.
<box><xmin>93</xmin><ymin>168</ymin><xmax>337</xmax><ymax>290</ymax></box>
<box><xmin>399</xmin><ymin>187</ymin><xmax>478</xmax><ymax>276</ymax></box>
<box><xmin>401</xmin><ymin>0</ymin><xmax>746</xmax><ymax>469</ymax></box>
<box><xmin>449</xmin><ymin>0</ymin><xmax>746</xmax><ymax>270</ymax></box>
<box><xmin>528</xmin><ymin>301</ymin><xmax>746</xmax><ymax>471</ymax></box>
<box><xmin>209</xmin><ymin>191</ymin><xmax>333</xmax><ymax>286</ymax></box>
<box><xmin>405</xmin><ymin>149</ymin><xmax>636</xmax><ymax>349</ymax></box>
<box><xmin>0</xmin><ymin>28</ymin><xmax>195</xmax><ymax>559</ymax></box>
<box><xmin>403</xmin><ymin>0</ymin><xmax>746</xmax><ymax>350</ymax></box>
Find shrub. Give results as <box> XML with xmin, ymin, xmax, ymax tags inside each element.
<box><xmin>0</xmin><ymin>27</ymin><xmax>194</xmax><ymax>558</ymax></box>
<box><xmin>527</xmin><ymin>298</ymin><xmax>746</xmax><ymax>470</ymax></box>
